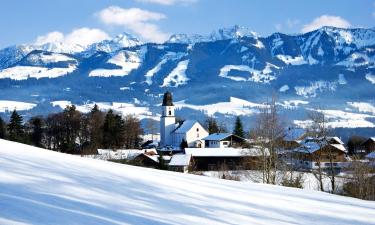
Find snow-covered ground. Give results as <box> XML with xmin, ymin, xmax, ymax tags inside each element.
<box><xmin>0</xmin><ymin>100</ymin><xmax>37</xmax><ymax>112</ymax></box>
<box><xmin>218</xmin><ymin>64</ymin><xmax>277</xmax><ymax>83</ymax></box>
<box><xmin>1</xmin><ymin>139</ymin><xmax>375</xmax><ymax>225</ymax></box>
<box><xmin>0</xmin><ymin>65</ymin><xmax>76</xmax><ymax>80</ymax></box>
<box><xmin>161</xmin><ymin>60</ymin><xmax>190</xmax><ymax>87</ymax></box>
<box><xmin>51</xmin><ymin>101</ymin><xmax>158</xmax><ymax>120</ymax></box>
<box><xmin>175</xmin><ymin>97</ymin><xmax>266</xmax><ymax>116</ymax></box>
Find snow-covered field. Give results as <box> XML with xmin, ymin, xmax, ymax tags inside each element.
<box><xmin>0</xmin><ymin>100</ymin><xmax>37</xmax><ymax>112</ymax></box>
<box><xmin>1</xmin><ymin>139</ymin><xmax>375</xmax><ymax>225</ymax></box>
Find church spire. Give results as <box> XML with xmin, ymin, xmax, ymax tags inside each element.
<box><xmin>162</xmin><ymin>91</ymin><xmax>174</xmax><ymax>106</ymax></box>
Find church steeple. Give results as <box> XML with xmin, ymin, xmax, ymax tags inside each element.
<box><xmin>160</xmin><ymin>91</ymin><xmax>176</xmax><ymax>146</ymax></box>
<box><xmin>162</xmin><ymin>91</ymin><xmax>174</xmax><ymax>106</ymax></box>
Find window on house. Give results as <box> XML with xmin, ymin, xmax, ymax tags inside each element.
<box><xmin>169</xmin><ymin>110</ymin><xmax>171</xmax><ymax>116</ymax></box>
<box><xmin>196</xmin><ymin>128</ymin><xmax>199</xmax><ymax>132</ymax></box>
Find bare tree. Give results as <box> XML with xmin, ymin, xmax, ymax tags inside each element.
<box><xmin>343</xmin><ymin>159</ymin><xmax>375</xmax><ymax>200</ymax></box>
<box><xmin>252</xmin><ymin>96</ymin><xmax>285</xmax><ymax>184</ymax></box>
<box><xmin>306</xmin><ymin>109</ymin><xmax>338</xmax><ymax>193</ymax></box>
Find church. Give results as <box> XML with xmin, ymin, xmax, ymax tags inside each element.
<box><xmin>160</xmin><ymin>91</ymin><xmax>208</xmax><ymax>148</ymax></box>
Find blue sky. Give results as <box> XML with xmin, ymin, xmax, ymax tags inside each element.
<box><xmin>0</xmin><ymin>0</ymin><xmax>374</xmax><ymax>48</ymax></box>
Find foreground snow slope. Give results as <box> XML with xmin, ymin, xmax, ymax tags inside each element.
<box><xmin>0</xmin><ymin>139</ymin><xmax>374</xmax><ymax>225</ymax></box>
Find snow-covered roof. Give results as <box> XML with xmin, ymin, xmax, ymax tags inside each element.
<box><xmin>294</xmin><ymin>142</ymin><xmax>346</xmax><ymax>154</ymax></box>
<box><xmin>328</xmin><ymin>137</ymin><xmax>344</xmax><ymax>145</ymax></box>
<box><xmin>169</xmin><ymin>154</ymin><xmax>192</xmax><ymax>166</ymax></box>
<box><xmin>330</xmin><ymin>144</ymin><xmax>346</xmax><ymax>152</ymax></box>
<box><xmin>202</xmin><ymin>133</ymin><xmax>232</xmax><ymax>141</ymax></box>
<box><xmin>284</xmin><ymin>128</ymin><xmax>305</xmax><ymax>141</ymax></box>
<box><xmin>366</xmin><ymin>152</ymin><xmax>375</xmax><ymax>159</ymax></box>
<box><xmin>185</xmin><ymin>147</ymin><xmax>266</xmax><ymax>157</ymax></box>
<box><xmin>173</xmin><ymin>120</ymin><xmax>199</xmax><ymax>133</ymax></box>
<box><xmin>97</xmin><ymin>149</ymin><xmax>156</xmax><ymax>160</ymax></box>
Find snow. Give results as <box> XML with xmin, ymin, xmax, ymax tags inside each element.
<box><xmin>348</xmin><ymin>102</ymin><xmax>375</xmax><ymax>115</ymax></box>
<box><xmin>338</xmin><ymin>74</ymin><xmax>347</xmax><ymax>85</ymax></box>
<box><xmin>366</xmin><ymin>151</ymin><xmax>375</xmax><ymax>159</ymax></box>
<box><xmin>0</xmin><ymin>100</ymin><xmax>36</xmax><ymax>112</ymax></box>
<box><xmin>275</xmin><ymin>55</ymin><xmax>307</xmax><ymax>65</ymax></box>
<box><xmin>89</xmin><ymin>48</ymin><xmax>145</xmax><ymax>77</ymax></box>
<box><xmin>0</xmin><ymin>65</ymin><xmax>76</xmax><ymax>80</ymax></box>
<box><xmin>169</xmin><ymin>154</ymin><xmax>192</xmax><ymax>166</ymax></box>
<box><xmin>174</xmin><ymin>120</ymin><xmax>198</xmax><ymax>133</ymax></box>
<box><xmin>219</xmin><ymin>64</ymin><xmax>276</xmax><ymax>83</ymax></box>
<box><xmin>253</xmin><ymin>40</ymin><xmax>265</xmax><ymax>49</ymax></box>
<box><xmin>279</xmin><ymin>85</ymin><xmax>290</xmax><ymax>92</ymax></box>
<box><xmin>277</xmin><ymin>100</ymin><xmax>309</xmax><ymax>109</ymax></box>
<box><xmin>185</xmin><ymin>147</ymin><xmax>265</xmax><ymax>157</ymax></box>
<box><xmin>145</xmin><ymin>52</ymin><xmax>185</xmax><ymax>85</ymax></box>
<box><xmin>1</xmin><ymin>139</ymin><xmax>375</xmax><ymax>224</ymax></box>
<box><xmin>294</xmin><ymin>81</ymin><xmax>337</xmax><ymax>98</ymax></box>
<box><xmin>337</xmin><ymin>53</ymin><xmax>374</xmax><ymax>68</ymax></box>
<box><xmin>294</xmin><ymin>109</ymin><xmax>375</xmax><ymax>128</ymax></box>
<box><xmin>240</xmin><ymin>46</ymin><xmax>248</xmax><ymax>52</ymax></box>
<box><xmin>174</xmin><ymin>97</ymin><xmax>266</xmax><ymax>116</ymax></box>
<box><xmin>161</xmin><ymin>60</ymin><xmax>190</xmax><ymax>87</ymax></box>
<box><xmin>27</xmin><ymin>52</ymin><xmax>75</xmax><ymax>64</ymax></box>
<box><xmin>365</xmin><ymin>73</ymin><xmax>375</xmax><ymax>84</ymax></box>
<box><xmin>51</xmin><ymin>101</ymin><xmax>157</xmax><ymax>120</ymax></box>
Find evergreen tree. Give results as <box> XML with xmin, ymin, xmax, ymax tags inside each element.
<box><xmin>180</xmin><ymin>139</ymin><xmax>188</xmax><ymax>151</ymax></box>
<box><xmin>7</xmin><ymin>110</ymin><xmax>24</xmax><ymax>142</ymax></box>
<box><xmin>102</xmin><ymin>110</ymin><xmax>125</xmax><ymax>149</ymax></box>
<box><xmin>85</xmin><ymin>104</ymin><xmax>105</xmax><ymax>154</ymax></box>
<box><xmin>61</xmin><ymin>105</ymin><xmax>82</xmax><ymax>154</ymax></box>
<box><xmin>28</xmin><ymin>116</ymin><xmax>44</xmax><ymax>147</ymax></box>
<box><xmin>233</xmin><ymin>116</ymin><xmax>245</xmax><ymax>138</ymax></box>
<box><xmin>205</xmin><ymin>117</ymin><xmax>220</xmax><ymax>134</ymax></box>
<box><xmin>0</xmin><ymin>116</ymin><xmax>6</xmax><ymax>139</ymax></box>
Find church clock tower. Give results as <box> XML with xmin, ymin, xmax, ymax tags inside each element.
<box><xmin>160</xmin><ymin>91</ymin><xmax>176</xmax><ymax>146</ymax></box>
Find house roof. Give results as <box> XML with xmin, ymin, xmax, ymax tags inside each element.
<box><xmin>185</xmin><ymin>147</ymin><xmax>267</xmax><ymax>157</ymax></box>
<box><xmin>330</xmin><ymin>144</ymin><xmax>346</xmax><ymax>152</ymax></box>
<box><xmin>294</xmin><ymin>141</ymin><xmax>346</xmax><ymax>154</ymax></box>
<box><xmin>361</xmin><ymin>137</ymin><xmax>375</xmax><ymax>145</ymax></box>
<box><xmin>169</xmin><ymin>154</ymin><xmax>192</xmax><ymax>166</ymax></box>
<box><xmin>328</xmin><ymin>137</ymin><xmax>344</xmax><ymax>145</ymax></box>
<box><xmin>202</xmin><ymin>133</ymin><xmax>232</xmax><ymax>141</ymax></box>
<box><xmin>284</xmin><ymin>128</ymin><xmax>305</xmax><ymax>141</ymax></box>
<box><xmin>173</xmin><ymin>120</ymin><xmax>199</xmax><ymax>133</ymax></box>
<box><xmin>366</xmin><ymin>152</ymin><xmax>375</xmax><ymax>159</ymax></box>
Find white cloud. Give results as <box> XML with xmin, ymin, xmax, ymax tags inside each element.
<box><xmin>35</xmin><ymin>28</ymin><xmax>109</xmax><ymax>47</ymax></box>
<box><xmin>301</xmin><ymin>15</ymin><xmax>351</xmax><ymax>33</ymax></box>
<box><xmin>135</xmin><ymin>0</ymin><xmax>197</xmax><ymax>5</ymax></box>
<box><xmin>35</xmin><ymin>31</ymin><xmax>64</xmax><ymax>45</ymax></box>
<box><xmin>97</xmin><ymin>6</ymin><xmax>169</xmax><ymax>43</ymax></box>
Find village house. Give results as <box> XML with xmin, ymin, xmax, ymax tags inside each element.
<box><xmin>291</xmin><ymin>137</ymin><xmax>347</xmax><ymax>171</ymax></box>
<box><xmin>160</xmin><ymin>91</ymin><xmax>208</xmax><ymax>149</ymax></box>
<box><xmin>360</xmin><ymin>137</ymin><xmax>375</xmax><ymax>155</ymax></box>
<box><xmin>203</xmin><ymin>133</ymin><xmax>245</xmax><ymax>148</ymax></box>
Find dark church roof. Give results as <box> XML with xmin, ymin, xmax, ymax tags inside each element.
<box><xmin>162</xmin><ymin>91</ymin><xmax>174</xmax><ymax>106</ymax></box>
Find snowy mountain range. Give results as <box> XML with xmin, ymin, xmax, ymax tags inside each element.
<box><xmin>0</xmin><ymin>25</ymin><xmax>374</xmax><ymax>134</ymax></box>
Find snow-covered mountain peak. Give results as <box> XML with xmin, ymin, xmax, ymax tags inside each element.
<box><xmin>166</xmin><ymin>33</ymin><xmax>209</xmax><ymax>44</ymax></box>
<box><xmin>210</xmin><ymin>25</ymin><xmax>258</xmax><ymax>41</ymax></box>
<box><xmin>111</xmin><ymin>32</ymin><xmax>142</xmax><ymax>47</ymax></box>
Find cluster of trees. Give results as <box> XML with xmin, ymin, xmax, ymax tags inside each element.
<box><xmin>0</xmin><ymin>105</ymin><xmax>143</xmax><ymax>154</ymax></box>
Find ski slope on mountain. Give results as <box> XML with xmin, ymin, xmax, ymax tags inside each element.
<box><xmin>0</xmin><ymin>139</ymin><xmax>374</xmax><ymax>225</ymax></box>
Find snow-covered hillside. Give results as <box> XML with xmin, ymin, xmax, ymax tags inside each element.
<box><xmin>0</xmin><ymin>139</ymin><xmax>374</xmax><ymax>225</ymax></box>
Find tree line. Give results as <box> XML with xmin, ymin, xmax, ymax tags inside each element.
<box><xmin>0</xmin><ymin>104</ymin><xmax>143</xmax><ymax>154</ymax></box>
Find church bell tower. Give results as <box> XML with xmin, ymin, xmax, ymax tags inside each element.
<box><xmin>160</xmin><ymin>91</ymin><xmax>176</xmax><ymax>146</ymax></box>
